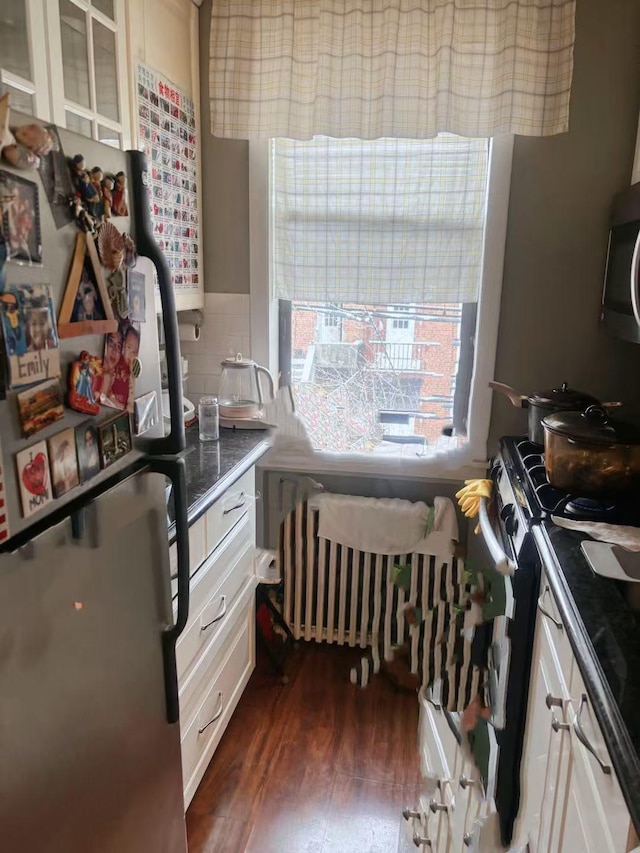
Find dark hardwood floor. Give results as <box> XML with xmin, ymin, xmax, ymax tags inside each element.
<box><xmin>186</xmin><ymin>642</ymin><xmax>423</xmax><ymax>853</ymax></box>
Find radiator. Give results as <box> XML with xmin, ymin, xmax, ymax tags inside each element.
<box><xmin>278</xmin><ymin>499</ymin><xmax>480</xmax><ymax>708</ymax></box>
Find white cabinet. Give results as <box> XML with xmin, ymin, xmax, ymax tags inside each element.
<box><xmin>409</xmin><ymin>688</ymin><xmax>500</xmax><ymax>852</ymax></box>
<box><xmin>517</xmin><ymin>568</ymin><xmax>634</xmax><ymax>853</ymax></box>
<box><xmin>171</xmin><ymin>466</ymin><xmax>258</xmax><ymax>809</ymax></box>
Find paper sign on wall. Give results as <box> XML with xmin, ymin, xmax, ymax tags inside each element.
<box><xmin>136</xmin><ymin>62</ymin><xmax>200</xmax><ymax>298</ymax></box>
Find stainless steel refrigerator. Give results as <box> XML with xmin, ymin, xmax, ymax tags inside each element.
<box><xmin>0</xmin><ymin>120</ymin><xmax>190</xmax><ymax>852</ymax></box>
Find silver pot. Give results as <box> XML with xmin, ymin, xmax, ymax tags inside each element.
<box><xmin>489</xmin><ymin>381</ymin><xmax>616</xmax><ymax>446</ymax></box>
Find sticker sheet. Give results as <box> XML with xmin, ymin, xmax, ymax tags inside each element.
<box><xmin>136</xmin><ymin>63</ymin><xmax>199</xmax><ymax>297</ymax></box>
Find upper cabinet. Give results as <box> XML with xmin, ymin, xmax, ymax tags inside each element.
<box><xmin>1</xmin><ymin>0</ymin><xmax>131</xmax><ymax>147</ymax></box>
<box><xmin>0</xmin><ymin>0</ymin><xmax>204</xmax><ymax>311</ymax></box>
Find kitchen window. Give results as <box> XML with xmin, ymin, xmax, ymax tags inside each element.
<box><xmin>250</xmin><ymin>133</ymin><xmax>513</xmax><ymax>473</ymax></box>
<box><xmin>0</xmin><ymin>0</ymin><xmax>130</xmax><ymax>147</ymax></box>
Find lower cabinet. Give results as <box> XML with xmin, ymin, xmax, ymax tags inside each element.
<box><xmin>406</xmin><ymin>688</ymin><xmax>501</xmax><ymax>852</ymax></box>
<box><xmin>411</xmin><ymin>567</ymin><xmax>637</xmax><ymax>853</ymax></box>
<box><xmin>173</xmin><ymin>467</ymin><xmax>259</xmax><ymax>809</ymax></box>
<box><xmin>516</xmin><ymin>568</ymin><xmax>634</xmax><ymax>853</ymax></box>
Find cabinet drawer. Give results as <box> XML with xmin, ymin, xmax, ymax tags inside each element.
<box><xmin>565</xmin><ymin>669</ymin><xmax>628</xmax><ymax>852</ymax></box>
<box><xmin>176</xmin><ymin>525</ymin><xmax>255</xmax><ymax>684</ymax></box>
<box><xmin>179</xmin><ymin>576</ymin><xmax>257</xmax><ymax>727</ymax></box>
<box><xmin>181</xmin><ymin>599</ymin><xmax>255</xmax><ymax>807</ymax></box>
<box><xmin>172</xmin><ymin>509</ymin><xmax>253</xmax><ymax>602</ymax></box>
<box><xmin>537</xmin><ymin>569</ymin><xmax>573</xmax><ymax>689</ymax></box>
<box><xmin>418</xmin><ymin>688</ymin><xmax>459</xmax><ymax>785</ymax></box>
<box><xmin>205</xmin><ymin>467</ymin><xmax>255</xmax><ymax>554</ymax></box>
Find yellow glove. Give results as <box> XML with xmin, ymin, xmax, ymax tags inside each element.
<box><xmin>455</xmin><ymin>479</ymin><xmax>492</xmax><ymax>519</ymax></box>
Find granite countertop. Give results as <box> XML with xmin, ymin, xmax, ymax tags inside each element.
<box><xmin>532</xmin><ymin>521</ymin><xmax>640</xmax><ymax>836</ymax></box>
<box><xmin>167</xmin><ymin>425</ymin><xmax>270</xmax><ymax>542</ymax></box>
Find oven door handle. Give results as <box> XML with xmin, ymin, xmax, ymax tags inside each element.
<box><xmin>478</xmin><ymin>497</ymin><xmax>516</xmax><ymax>576</ymax></box>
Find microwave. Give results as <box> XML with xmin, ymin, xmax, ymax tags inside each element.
<box><xmin>601</xmin><ymin>182</ymin><xmax>640</xmax><ymax>343</ymax></box>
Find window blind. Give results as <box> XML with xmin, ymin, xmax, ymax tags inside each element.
<box><xmin>271</xmin><ymin>135</ymin><xmax>489</xmax><ymax>305</ymax></box>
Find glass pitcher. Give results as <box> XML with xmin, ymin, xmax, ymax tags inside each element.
<box><xmin>218</xmin><ymin>354</ymin><xmax>275</xmax><ymax>419</ymax></box>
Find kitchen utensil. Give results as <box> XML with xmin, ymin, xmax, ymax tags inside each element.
<box><xmin>542</xmin><ymin>405</ymin><xmax>640</xmax><ymax>497</ymax></box>
<box><xmin>489</xmin><ymin>381</ymin><xmax>618</xmax><ymax>446</ymax></box>
<box><xmin>218</xmin><ymin>354</ymin><xmax>275</xmax><ymax>422</ymax></box>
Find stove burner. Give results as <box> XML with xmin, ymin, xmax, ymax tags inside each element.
<box><xmin>503</xmin><ymin>436</ymin><xmax>640</xmax><ymax>526</ymax></box>
<box><xmin>564</xmin><ymin>497</ymin><xmax>617</xmax><ymax>518</ymax></box>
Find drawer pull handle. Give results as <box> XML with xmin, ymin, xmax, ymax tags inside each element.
<box><xmin>537</xmin><ymin>585</ymin><xmax>563</xmax><ymax>630</ymax></box>
<box><xmin>459</xmin><ymin>775</ymin><xmax>474</xmax><ymax>789</ymax></box>
<box><xmin>402</xmin><ymin>808</ymin><xmax>421</xmax><ymax>821</ymax></box>
<box><xmin>573</xmin><ymin>694</ymin><xmax>612</xmax><ymax>775</ymax></box>
<box><xmin>463</xmin><ymin>833</ymin><xmax>473</xmax><ymax>847</ymax></box>
<box><xmin>551</xmin><ymin>715</ymin><xmax>570</xmax><ymax>733</ymax></box>
<box><xmin>198</xmin><ymin>692</ymin><xmax>224</xmax><ymax>734</ymax></box>
<box><xmin>201</xmin><ymin>595</ymin><xmax>227</xmax><ymax>631</ymax></box>
<box><xmin>412</xmin><ymin>833</ymin><xmax>432</xmax><ymax>848</ymax></box>
<box><xmin>546</xmin><ymin>693</ymin><xmax>563</xmax><ymax>710</ymax></box>
<box><xmin>223</xmin><ymin>492</ymin><xmax>246</xmax><ymax>515</ymax></box>
<box><xmin>429</xmin><ymin>799</ymin><xmax>448</xmax><ymax>814</ymax></box>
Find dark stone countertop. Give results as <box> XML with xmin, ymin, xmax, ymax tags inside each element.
<box><xmin>167</xmin><ymin>425</ymin><xmax>270</xmax><ymax>543</ymax></box>
<box><xmin>532</xmin><ymin>521</ymin><xmax>640</xmax><ymax>836</ymax></box>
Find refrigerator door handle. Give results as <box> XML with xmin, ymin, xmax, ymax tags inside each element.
<box><xmin>127</xmin><ymin>150</ymin><xmax>185</xmax><ymax>456</ymax></box>
<box><xmin>148</xmin><ymin>456</ymin><xmax>190</xmax><ymax>724</ymax></box>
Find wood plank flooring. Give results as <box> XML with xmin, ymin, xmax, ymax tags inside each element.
<box><xmin>186</xmin><ymin>642</ymin><xmax>423</xmax><ymax>853</ymax></box>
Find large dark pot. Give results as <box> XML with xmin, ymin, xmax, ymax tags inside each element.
<box><xmin>489</xmin><ymin>381</ymin><xmax>606</xmax><ymax>446</ymax></box>
<box><xmin>542</xmin><ymin>406</ymin><xmax>640</xmax><ymax>498</ymax></box>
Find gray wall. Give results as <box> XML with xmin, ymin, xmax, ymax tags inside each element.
<box><xmin>200</xmin><ymin>0</ymin><xmax>640</xmax><ymax>440</ymax></box>
<box><xmin>199</xmin><ymin>0</ymin><xmax>250</xmax><ymax>295</ymax></box>
<box><xmin>489</xmin><ymin>0</ymin><xmax>640</xmax><ymax>447</ymax></box>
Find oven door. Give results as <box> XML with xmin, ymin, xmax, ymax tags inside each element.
<box><xmin>602</xmin><ymin>219</ymin><xmax>640</xmax><ymax>343</ymax></box>
<box><xmin>466</xmin><ymin>497</ymin><xmax>517</xmax><ymax>732</ymax></box>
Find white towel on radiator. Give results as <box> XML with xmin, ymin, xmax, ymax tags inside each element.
<box><xmin>313</xmin><ymin>493</ymin><xmax>458</xmax><ymax>555</ymax></box>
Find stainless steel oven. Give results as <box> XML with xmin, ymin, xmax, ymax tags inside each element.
<box><xmin>466</xmin><ymin>453</ymin><xmax>540</xmax><ymax>847</ymax></box>
<box><xmin>602</xmin><ymin>182</ymin><xmax>640</xmax><ymax>343</ymax></box>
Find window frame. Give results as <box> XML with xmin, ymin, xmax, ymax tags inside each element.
<box><xmin>249</xmin><ymin>134</ymin><xmax>514</xmax><ymax>478</ymax></box>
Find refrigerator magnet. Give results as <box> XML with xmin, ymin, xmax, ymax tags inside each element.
<box><xmin>16</xmin><ymin>378</ymin><xmax>64</xmax><ymax>438</ymax></box>
<box><xmin>47</xmin><ymin>428</ymin><xmax>79</xmax><ymax>498</ymax></box>
<box><xmin>134</xmin><ymin>390</ymin><xmax>158</xmax><ymax>436</ymax></box>
<box><xmin>57</xmin><ymin>231</ymin><xmax>117</xmax><ymax>339</ymax></box>
<box><xmin>0</xmin><ymin>170</ymin><xmax>42</xmax><ymax>265</ymax></box>
<box><xmin>16</xmin><ymin>441</ymin><xmax>53</xmax><ymax>518</ymax></box>
<box><xmin>68</xmin><ymin>351</ymin><xmax>103</xmax><ymax>416</ymax></box>
<box><xmin>75</xmin><ymin>422</ymin><xmax>100</xmax><ymax>484</ymax></box>
<box><xmin>98</xmin><ymin>413</ymin><xmax>132</xmax><ymax>469</ymax></box>
<box><xmin>0</xmin><ymin>284</ymin><xmax>61</xmax><ymax>388</ymax></box>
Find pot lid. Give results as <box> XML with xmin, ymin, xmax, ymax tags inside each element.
<box><xmin>528</xmin><ymin>381</ymin><xmax>599</xmax><ymax>409</ymax></box>
<box><xmin>542</xmin><ymin>405</ymin><xmax>640</xmax><ymax>445</ymax></box>
<box><xmin>221</xmin><ymin>353</ymin><xmax>256</xmax><ymax>369</ymax></box>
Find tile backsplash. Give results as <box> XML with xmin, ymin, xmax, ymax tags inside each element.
<box><xmin>179</xmin><ymin>293</ymin><xmax>251</xmax><ymax>400</ymax></box>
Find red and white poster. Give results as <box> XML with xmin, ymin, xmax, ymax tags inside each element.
<box><xmin>136</xmin><ymin>63</ymin><xmax>200</xmax><ymax>298</ymax></box>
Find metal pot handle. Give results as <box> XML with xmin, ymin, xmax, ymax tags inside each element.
<box><xmin>489</xmin><ymin>381</ymin><xmax>528</xmax><ymax>409</ymax></box>
<box><xmin>582</xmin><ymin>404</ymin><xmax>608</xmax><ymax>422</ymax></box>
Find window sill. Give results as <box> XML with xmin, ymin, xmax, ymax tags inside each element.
<box><xmin>260</xmin><ymin>444</ymin><xmax>488</xmax><ymax>482</ymax></box>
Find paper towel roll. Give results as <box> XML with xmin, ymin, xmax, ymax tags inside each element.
<box><xmin>179</xmin><ymin>323</ymin><xmax>201</xmax><ymax>342</ymax></box>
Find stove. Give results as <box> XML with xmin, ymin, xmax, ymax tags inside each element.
<box><xmin>500</xmin><ymin>436</ymin><xmax>640</xmax><ymax>526</ymax></box>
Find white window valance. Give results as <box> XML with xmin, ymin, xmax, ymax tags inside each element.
<box><xmin>209</xmin><ymin>0</ymin><xmax>575</xmax><ymax>140</ymax></box>
<box><xmin>272</xmin><ymin>135</ymin><xmax>489</xmax><ymax>304</ymax></box>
